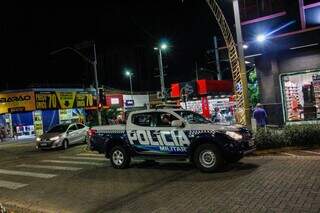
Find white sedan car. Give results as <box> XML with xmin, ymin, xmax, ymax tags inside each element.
<box><xmin>36</xmin><ymin>123</ymin><xmax>89</xmax><ymax>150</ymax></box>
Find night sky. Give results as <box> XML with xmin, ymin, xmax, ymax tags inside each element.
<box><xmin>1</xmin><ymin>1</ymin><xmax>234</xmax><ymax>92</ymax></box>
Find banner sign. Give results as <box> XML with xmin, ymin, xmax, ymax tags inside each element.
<box><xmin>36</xmin><ymin>91</ymin><xmax>95</xmax><ymax>110</ymax></box>
<box><xmin>0</xmin><ymin>92</ymin><xmax>35</xmax><ymax>114</ymax></box>
<box><xmin>33</xmin><ymin>110</ymin><xmax>43</xmax><ymax>136</ymax></box>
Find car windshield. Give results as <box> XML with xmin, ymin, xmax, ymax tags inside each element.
<box><xmin>175</xmin><ymin>111</ymin><xmax>211</xmax><ymax>124</ymax></box>
<box><xmin>47</xmin><ymin>124</ymin><xmax>69</xmax><ymax>133</ymax></box>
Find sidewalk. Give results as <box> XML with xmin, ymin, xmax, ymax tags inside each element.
<box><xmin>0</xmin><ymin>137</ymin><xmax>35</xmax><ymax>146</ymax></box>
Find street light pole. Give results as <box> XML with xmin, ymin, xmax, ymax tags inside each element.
<box><xmin>232</xmin><ymin>0</ymin><xmax>251</xmax><ymax>127</ymax></box>
<box><xmin>125</xmin><ymin>70</ymin><xmax>134</xmax><ymax>100</ymax></box>
<box><xmin>157</xmin><ymin>48</ymin><xmax>166</xmax><ymax>100</ymax></box>
<box><xmin>50</xmin><ymin>42</ymin><xmax>102</xmax><ymax>126</ymax></box>
<box><xmin>93</xmin><ymin>43</ymin><xmax>102</xmax><ymax>126</ymax></box>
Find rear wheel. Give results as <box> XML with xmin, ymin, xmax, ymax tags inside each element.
<box><xmin>193</xmin><ymin>143</ymin><xmax>223</xmax><ymax>172</ymax></box>
<box><xmin>110</xmin><ymin>146</ymin><xmax>131</xmax><ymax>169</ymax></box>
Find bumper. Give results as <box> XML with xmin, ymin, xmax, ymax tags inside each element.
<box><xmin>36</xmin><ymin>140</ymin><xmax>62</xmax><ymax>149</ymax></box>
<box><xmin>243</xmin><ymin>147</ymin><xmax>256</xmax><ymax>155</ymax></box>
<box><xmin>223</xmin><ymin>138</ymin><xmax>256</xmax><ymax>158</ymax></box>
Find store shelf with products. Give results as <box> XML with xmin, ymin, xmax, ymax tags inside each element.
<box><xmin>312</xmin><ymin>76</ymin><xmax>320</xmax><ymax>118</ymax></box>
<box><xmin>284</xmin><ymin>80</ymin><xmax>302</xmax><ymax>121</ymax></box>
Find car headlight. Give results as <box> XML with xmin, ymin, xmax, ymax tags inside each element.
<box><xmin>226</xmin><ymin>131</ymin><xmax>243</xmax><ymax>141</ymax></box>
<box><xmin>36</xmin><ymin>137</ymin><xmax>41</xmax><ymax>142</ymax></box>
<box><xmin>50</xmin><ymin>136</ymin><xmax>60</xmax><ymax>141</ymax></box>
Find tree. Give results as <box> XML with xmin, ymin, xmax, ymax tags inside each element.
<box><xmin>248</xmin><ymin>68</ymin><xmax>260</xmax><ymax>107</ymax></box>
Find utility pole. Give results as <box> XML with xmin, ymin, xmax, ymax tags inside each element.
<box><xmin>232</xmin><ymin>0</ymin><xmax>251</xmax><ymax>127</ymax></box>
<box><xmin>157</xmin><ymin>48</ymin><xmax>165</xmax><ymax>100</ymax></box>
<box><xmin>93</xmin><ymin>42</ymin><xmax>102</xmax><ymax>126</ymax></box>
<box><xmin>213</xmin><ymin>36</ymin><xmax>222</xmax><ymax>80</ymax></box>
<box><xmin>50</xmin><ymin>42</ymin><xmax>102</xmax><ymax>126</ymax></box>
<box><xmin>195</xmin><ymin>62</ymin><xmax>199</xmax><ymax>80</ymax></box>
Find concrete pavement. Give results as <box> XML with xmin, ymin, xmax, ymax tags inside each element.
<box><xmin>0</xmin><ymin>142</ymin><xmax>319</xmax><ymax>213</ymax></box>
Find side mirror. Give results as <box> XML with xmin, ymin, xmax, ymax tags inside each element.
<box><xmin>171</xmin><ymin>120</ymin><xmax>184</xmax><ymax>128</ymax></box>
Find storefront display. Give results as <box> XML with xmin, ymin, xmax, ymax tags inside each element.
<box><xmin>281</xmin><ymin>70</ymin><xmax>320</xmax><ymax>122</ymax></box>
<box><xmin>59</xmin><ymin>109</ymin><xmax>85</xmax><ymax>124</ymax></box>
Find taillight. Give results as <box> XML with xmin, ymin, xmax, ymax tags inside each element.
<box><xmin>87</xmin><ymin>128</ymin><xmax>97</xmax><ymax>137</ymax></box>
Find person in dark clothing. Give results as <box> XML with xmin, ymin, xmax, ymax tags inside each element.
<box><xmin>253</xmin><ymin>103</ymin><xmax>268</xmax><ymax>128</ymax></box>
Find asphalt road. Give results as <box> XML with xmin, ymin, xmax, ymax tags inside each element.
<box><xmin>0</xmin><ymin>142</ymin><xmax>320</xmax><ymax>213</ymax></box>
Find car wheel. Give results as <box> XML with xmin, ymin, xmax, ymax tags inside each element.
<box><xmin>110</xmin><ymin>146</ymin><xmax>131</xmax><ymax>169</ymax></box>
<box><xmin>193</xmin><ymin>143</ymin><xmax>223</xmax><ymax>173</ymax></box>
<box><xmin>62</xmin><ymin>139</ymin><xmax>69</xmax><ymax>150</ymax></box>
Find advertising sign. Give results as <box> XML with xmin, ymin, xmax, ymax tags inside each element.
<box><xmin>33</xmin><ymin>110</ymin><xmax>43</xmax><ymax>136</ymax></box>
<box><xmin>36</xmin><ymin>91</ymin><xmax>95</xmax><ymax>110</ymax></box>
<box><xmin>0</xmin><ymin>92</ymin><xmax>35</xmax><ymax>114</ymax></box>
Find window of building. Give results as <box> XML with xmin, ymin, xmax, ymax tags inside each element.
<box><xmin>281</xmin><ymin>70</ymin><xmax>320</xmax><ymax>122</ymax></box>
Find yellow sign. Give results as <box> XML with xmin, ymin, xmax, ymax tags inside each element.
<box><xmin>0</xmin><ymin>92</ymin><xmax>35</xmax><ymax>114</ymax></box>
<box><xmin>36</xmin><ymin>91</ymin><xmax>95</xmax><ymax>110</ymax></box>
<box><xmin>56</xmin><ymin>92</ymin><xmax>76</xmax><ymax>109</ymax></box>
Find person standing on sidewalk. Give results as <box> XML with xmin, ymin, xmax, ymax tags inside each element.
<box><xmin>253</xmin><ymin>103</ymin><xmax>268</xmax><ymax>128</ymax></box>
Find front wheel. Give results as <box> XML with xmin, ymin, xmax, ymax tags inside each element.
<box><xmin>193</xmin><ymin>143</ymin><xmax>223</xmax><ymax>172</ymax></box>
<box><xmin>110</xmin><ymin>146</ymin><xmax>131</xmax><ymax>169</ymax></box>
<box><xmin>62</xmin><ymin>139</ymin><xmax>69</xmax><ymax>150</ymax></box>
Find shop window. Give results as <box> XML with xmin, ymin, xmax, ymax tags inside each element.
<box><xmin>281</xmin><ymin>70</ymin><xmax>320</xmax><ymax>122</ymax></box>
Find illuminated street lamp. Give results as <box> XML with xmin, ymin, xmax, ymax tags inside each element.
<box><xmin>154</xmin><ymin>42</ymin><xmax>169</xmax><ymax>100</ymax></box>
<box><xmin>256</xmin><ymin>34</ymin><xmax>267</xmax><ymax>43</ymax></box>
<box><xmin>124</xmin><ymin>69</ymin><xmax>133</xmax><ymax>98</ymax></box>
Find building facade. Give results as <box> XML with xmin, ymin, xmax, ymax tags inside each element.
<box><xmin>240</xmin><ymin>0</ymin><xmax>320</xmax><ymax>125</ymax></box>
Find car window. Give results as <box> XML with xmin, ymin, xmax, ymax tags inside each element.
<box><xmin>155</xmin><ymin>112</ymin><xmax>179</xmax><ymax>127</ymax></box>
<box><xmin>68</xmin><ymin>124</ymin><xmax>78</xmax><ymax>132</ymax></box>
<box><xmin>47</xmin><ymin>124</ymin><xmax>69</xmax><ymax>133</ymax></box>
<box><xmin>76</xmin><ymin>124</ymin><xmax>85</xmax><ymax>129</ymax></box>
<box><xmin>175</xmin><ymin>111</ymin><xmax>211</xmax><ymax>124</ymax></box>
<box><xmin>132</xmin><ymin>113</ymin><xmax>153</xmax><ymax>127</ymax></box>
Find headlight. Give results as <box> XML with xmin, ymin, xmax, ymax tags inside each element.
<box><xmin>50</xmin><ymin>136</ymin><xmax>60</xmax><ymax>141</ymax></box>
<box><xmin>36</xmin><ymin>137</ymin><xmax>41</xmax><ymax>142</ymax></box>
<box><xmin>226</xmin><ymin>131</ymin><xmax>243</xmax><ymax>141</ymax></box>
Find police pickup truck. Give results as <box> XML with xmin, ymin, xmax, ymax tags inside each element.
<box><xmin>89</xmin><ymin>108</ymin><xmax>255</xmax><ymax>172</ymax></box>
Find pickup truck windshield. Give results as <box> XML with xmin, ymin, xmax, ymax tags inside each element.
<box><xmin>175</xmin><ymin>111</ymin><xmax>211</xmax><ymax>124</ymax></box>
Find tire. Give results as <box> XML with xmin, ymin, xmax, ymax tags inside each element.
<box><xmin>62</xmin><ymin>139</ymin><xmax>69</xmax><ymax>150</ymax></box>
<box><xmin>110</xmin><ymin>145</ymin><xmax>131</xmax><ymax>169</ymax></box>
<box><xmin>193</xmin><ymin>143</ymin><xmax>223</xmax><ymax>173</ymax></box>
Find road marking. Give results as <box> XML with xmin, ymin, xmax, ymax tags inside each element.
<box><xmin>0</xmin><ymin>180</ymin><xmax>28</xmax><ymax>190</ymax></box>
<box><xmin>59</xmin><ymin>156</ymin><xmax>106</xmax><ymax>161</ymax></box>
<box><xmin>0</xmin><ymin>169</ymin><xmax>56</xmax><ymax>179</ymax></box>
<box><xmin>42</xmin><ymin>160</ymin><xmax>105</xmax><ymax>166</ymax></box>
<box><xmin>17</xmin><ymin>164</ymin><xmax>82</xmax><ymax>171</ymax></box>
<box><xmin>282</xmin><ymin>152</ymin><xmax>297</xmax><ymax>157</ymax></box>
<box><xmin>301</xmin><ymin>150</ymin><xmax>320</xmax><ymax>155</ymax></box>
<box><xmin>77</xmin><ymin>153</ymin><xmax>104</xmax><ymax>157</ymax></box>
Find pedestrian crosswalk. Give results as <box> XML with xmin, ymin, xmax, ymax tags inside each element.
<box><xmin>42</xmin><ymin>160</ymin><xmax>105</xmax><ymax>166</ymax></box>
<box><xmin>0</xmin><ymin>180</ymin><xmax>28</xmax><ymax>190</ymax></box>
<box><xmin>0</xmin><ymin>152</ymin><xmax>106</xmax><ymax>191</ymax></box>
<box><xmin>17</xmin><ymin>164</ymin><xmax>82</xmax><ymax>171</ymax></box>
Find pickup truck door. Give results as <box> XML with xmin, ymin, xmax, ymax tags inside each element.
<box><xmin>126</xmin><ymin>111</ymin><xmax>189</xmax><ymax>156</ymax></box>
